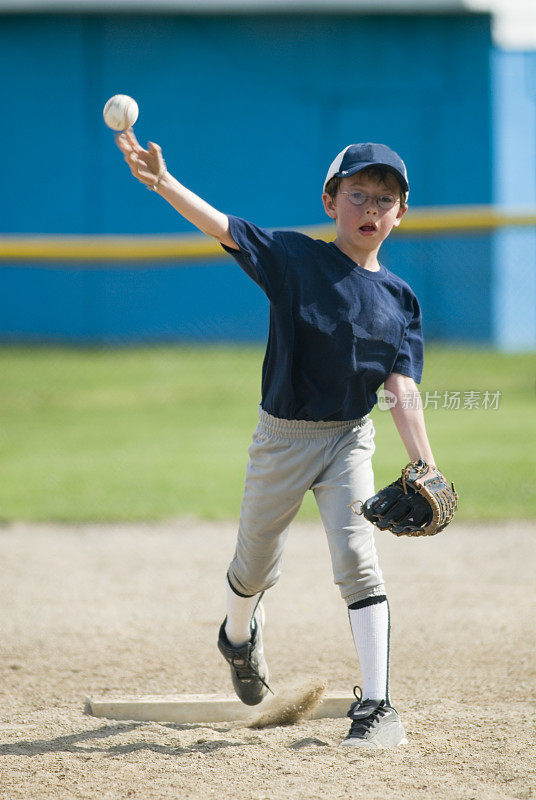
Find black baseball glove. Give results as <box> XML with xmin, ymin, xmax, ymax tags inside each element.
<box><xmin>350</xmin><ymin>460</ymin><xmax>458</xmax><ymax>537</ymax></box>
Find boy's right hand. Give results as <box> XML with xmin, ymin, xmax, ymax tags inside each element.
<box><xmin>115</xmin><ymin>129</ymin><xmax>167</xmax><ymax>190</ymax></box>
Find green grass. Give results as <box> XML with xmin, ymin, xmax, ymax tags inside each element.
<box><xmin>0</xmin><ymin>345</ymin><xmax>534</xmax><ymax>522</ymax></box>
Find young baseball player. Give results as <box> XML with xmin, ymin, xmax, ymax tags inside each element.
<box><xmin>116</xmin><ymin>133</ymin><xmax>436</xmax><ymax>748</ymax></box>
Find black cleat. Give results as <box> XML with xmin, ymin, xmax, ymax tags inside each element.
<box><xmin>217</xmin><ymin>604</ymin><xmax>272</xmax><ymax>706</ymax></box>
<box><xmin>341</xmin><ymin>686</ymin><xmax>408</xmax><ymax>748</ymax></box>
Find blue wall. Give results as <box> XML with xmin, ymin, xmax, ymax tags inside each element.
<box><xmin>0</xmin><ymin>12</ymin><xmax>499</xmax><ymax>345</ymax></box>
<box><xmin>492</xmin><ymin>49</ymin><xmax>536</xmax><ymax>351</ymax></box>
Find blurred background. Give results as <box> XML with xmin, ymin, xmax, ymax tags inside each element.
<box><xmin>0</xmin><ymin>0</ymin><xmax>535</xmax><ymax>522</ymax></box>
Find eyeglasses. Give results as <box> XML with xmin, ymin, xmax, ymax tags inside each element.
<box><xmin>340</xmin><ymin>191</ymin><xmax>400</xmax><ymax>211</ymax></box>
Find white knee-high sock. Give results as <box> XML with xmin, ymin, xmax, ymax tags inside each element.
<box><xmin>348</xmin><ymin>596</ymin><xmax>390</xmax><ymax>702</ymax></box>
<box><xmin>224</xmin><ymin>577</ymin><xmax>262</xmax><ymax>647</ymax></box>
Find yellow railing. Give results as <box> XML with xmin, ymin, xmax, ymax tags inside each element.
<box><xmin>1</xmin><ymin>206</ymin><xmax>535</xmax><ymax>263</ymax></box>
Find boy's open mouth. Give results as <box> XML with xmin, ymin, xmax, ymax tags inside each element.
<box><xmin>359</xmin><ymin>223</ymin><xmax>377</xmax><ymax>233</ymax></box>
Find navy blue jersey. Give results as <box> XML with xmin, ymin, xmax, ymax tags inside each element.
<box><xmin>222</xmin><ymin>216</ymin><xmax>423</xmax><ymax>422</ymax></box>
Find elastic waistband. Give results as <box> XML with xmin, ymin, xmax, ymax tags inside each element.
<box><xmin>258</xmin><ymin>407</ymin><xmax>369</xmax><ymax>439</ymax></box>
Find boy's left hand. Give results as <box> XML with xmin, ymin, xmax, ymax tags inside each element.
<box><xmin>349</xmin><ymin>460</ymin><xmax>458</xmax><ymax>537</ymax></box>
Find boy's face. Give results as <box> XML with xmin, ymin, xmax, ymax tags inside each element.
<box><xmin>322</xmin><ymin>170</ymin><xmax>407</xmax><ymax>252</ymax></box>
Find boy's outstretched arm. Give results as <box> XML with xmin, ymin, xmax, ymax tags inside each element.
<box><xmin>383</xmin><ymin>372</ymin><xmax>435</xmax><ymax>465</ymax></box>
<box><xmin>115</xmin><ymin>130</ymin><xmax>238</xmax><ymax>249</ymax></box>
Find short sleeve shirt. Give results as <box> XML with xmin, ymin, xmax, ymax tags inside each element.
<box><xmin>222</xmin><ymin>216</ymin><xmax>423</xmax><ymax>421</ymax></box>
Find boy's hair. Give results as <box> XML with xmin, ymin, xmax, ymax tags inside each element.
<box><xmin>324</xmin><ymin>166</ymin><xmax>408</xmax><ymax>208</ymax></box>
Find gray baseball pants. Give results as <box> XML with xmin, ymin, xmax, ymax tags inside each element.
<box><xmin>227</xmin><ymin>408</ymin><xmax>385</xmax><ymax>606</ymax></box>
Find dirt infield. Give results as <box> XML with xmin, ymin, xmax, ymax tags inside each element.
<box><xmin>0</xmin><ymin>519</ymin><xmax>534</xmax><ymax>800</ymax></box>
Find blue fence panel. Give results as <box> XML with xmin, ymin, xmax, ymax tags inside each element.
<box><xmin>492</xmin><ymin>50</ymin><xmax>536</xmax><ymax>350</ymax></box>
<box><xmin>0</xmin><ymin>261</ymin><xmax>268</xmax><ymax>344</ymax></box>
<box><xmin>0</xmin><ymin>11</ymin><xmax>502</xmax><ymax>345</ymax></box>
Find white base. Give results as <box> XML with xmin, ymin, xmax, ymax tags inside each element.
<box><xmin>86</xmin><ymin>692</ymin><xmax>352</xmax><ymax>724</ymax></box>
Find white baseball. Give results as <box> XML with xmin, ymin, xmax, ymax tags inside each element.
<box><xmin>103</xmin><ymin>94</ymin><xmax>139</xmax><ymax>131</ymax></box>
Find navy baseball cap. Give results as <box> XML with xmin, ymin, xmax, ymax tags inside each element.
<box><xmin>323</xmin><ymin>143</ymin><xmax>409</xmax><ymax>195</ymax></box>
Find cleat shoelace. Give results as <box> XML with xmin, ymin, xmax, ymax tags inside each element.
<box><xmin>227</xmin><ymin>622</ymin><xmax>274</xmax><ymax>695</ymax></box>
<box><xmin>346</xmin><ymin>685</ymin><xmax>388</xmax><ymax>736</ymax></box>
<box><xmin>347</xmin><ymin>703</ymin><xmax>388</xmax><ymax>736</ymax></box>
<box><xmin>230</xmin><ymin>655</ymin><xmax>273</xmax><ymax>694</ymax></box>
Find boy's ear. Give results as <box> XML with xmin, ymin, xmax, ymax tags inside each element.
<box><xmin>322</xmin><ymin>192</ymin><xmax>337</xmax><ymax>220</ymax></box>
<box><xmin>392</xmin><ymin>204</ymin><xmax>408</xmax><ymax>228</ymax></box>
